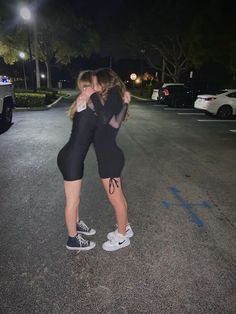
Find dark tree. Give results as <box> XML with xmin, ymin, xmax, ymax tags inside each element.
<box><xmin>0</xmin><ymin>0</ymin><xmax>99</xmax><ymax>88</ymax></box>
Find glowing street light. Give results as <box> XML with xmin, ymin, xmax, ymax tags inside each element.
<box><xmin>20</xmin><ymin>7</ymin><xmax>31</xmax><ymax>21</ymax></box>
<box><xmin>19</xmin><ymin>51</ymin><xmax>27</xmax><ymax>90</ymax></box>
<box><xmin>130</xmin><ymin>73</ymin><xmax>137</xmax><ymax>81</ymax></box>
<box><xmin>41</xmin><ymin>74</ymin><xmax>46</xmax><ymax>79</ymax></box>
<box><xmin>19</xmin><ymin>52</ymin><xmax>25</xmax><ymax>59</ymax></box>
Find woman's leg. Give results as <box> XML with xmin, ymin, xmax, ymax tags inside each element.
<box><xmin>101</xmin><ymin>177</ymin><xmax>128</xmax><ymax>235</ymax></box>
<box><xmin>64</xmin><ymin>179</ymin><xmax>82</xmax><ymax>237</ymax></box>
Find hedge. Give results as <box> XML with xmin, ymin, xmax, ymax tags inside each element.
<box><xmin>15</xmin><ymin>93</ymin><xmax>46</xmax><ymax>107</ymax></box>
<box><xmin>15</xmin><ymin>92</ymin><xmax>57</xmax><ymax>107</ymax></box>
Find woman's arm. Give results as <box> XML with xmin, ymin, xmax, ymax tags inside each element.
<box><xmin>109</xmin><ymin>103</ymin><xmax>128</xmax><ymax>129</ymax></box>
<box><xmin>90</xmin><ymin>87</ymin><xmax>123</xmax><ymax>125</ymax></box>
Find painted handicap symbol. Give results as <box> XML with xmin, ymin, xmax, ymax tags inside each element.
<box><xmin>162</xmin><ymin>187</ymin><xmax>211</xmax><ymax>227</ymax></box>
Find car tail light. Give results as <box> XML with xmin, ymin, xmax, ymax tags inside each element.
<box><xmin>163</xmin><ymin>88</ymin><xmax>170</xmax><ymax>96</ymax></box>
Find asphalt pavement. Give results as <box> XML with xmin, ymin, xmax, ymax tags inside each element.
<box><xmin>0</xmin><ymin>97</ymin><xmax>236</xmax><ymax>313</ymax></box>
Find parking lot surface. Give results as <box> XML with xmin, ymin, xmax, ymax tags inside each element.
<box><xmin>0</xmin><ymin>98</ymin><xmax>235</xmax><ymax>313</ymax></box>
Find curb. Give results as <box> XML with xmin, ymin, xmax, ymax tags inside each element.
<box><xmin>131</xmin><ymin>95</ymin><xmax>154</xmax><ymax>101</ymax></box>
<box><xmin>46</xmin><ymin>96</ymin><xmax>64</xmax><ymax>108</ymax></box>
<box><xmin>14</xmin><ymin>96</ymin><xmax>64</xmax><ymax>112</ymax></box>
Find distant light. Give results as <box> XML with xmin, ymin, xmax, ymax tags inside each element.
<box><xmin>1</xmin><ymin>75</ymin><xmax>9</xmax><ymax>83</ymax></box>
<box><xmin>130</xmin><ymin>73</ymin><xmax>137</xmax><ymax>81</ymax></box>
<box><xmin>19</xmin><ymin>52</ymin><xmax>25</xmax><ymax>59</ymax></box>
<box><xmin>20</xmin><ymin>7</ymin><xmax>31</xmax><ymax>21</ymax></box>
<box><xmin>41</xmin><ymin>74</ymin><xmax>46</xmax><ymax>79</ymax></box>
<box><xmin>135</xmin><ymin>78</ymin><xmax>141</xmax><ymax>84</ymax></box>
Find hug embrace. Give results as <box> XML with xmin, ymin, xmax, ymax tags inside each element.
<box><xmin>57</xmin><ymin>68</ymin><xmax>134</xmax><ymax>252</ymax></box>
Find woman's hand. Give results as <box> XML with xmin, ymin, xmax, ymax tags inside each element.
<box><xmin>76</xmin><ymin>86</ymin><xmax>94</xmax><ymax>104</ymax></box>
<box><xmin>123</xmin><ymin>91</ymin><xmax>131</xmax><ymax>104</ymax></box>
<box><xmin>76</xmin><ymin>93</ymin><xmax>88</xmax><ymax>104</ymax></box>
<box><xmin>82</xmin><ymin>86</ymin><xmax>96</xmax><ymax>98</ymax></box>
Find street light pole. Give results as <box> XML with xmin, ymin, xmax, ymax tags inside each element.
<box><xmin>33</xmin><ymin>21</ymin><xmax>40</xmax><ymax>89</ymax></box>
<box><xmin>140</xmin><ymin>49</ymin><xmax>145</xmax><ymax>96</ymax></box>
<box><xmin>22</xmin><ymin>59</ymin><xmax>27</xmax><ymax>90</ymax></box>
<box><xmin>33</xmin><ymin>0</ymin><xmax>40</xmax><ymax>89</ymax></box>
<box><xmin>161</xmin><ymin>58</ymin><xmax>165</xmax><ymax>83</ymax></box>
<box><xmin>19</xmin><ymin>52</ymin><xmax>27</xmax><ymax>90</ymax></box>
<box><xmin>27</xmin><ymin>27</ymin><xmax>35</xmax><ymax>91</ymax></box>
<box><xmin>20</xmin><ymin>7</ymin><xmax>35</xmax><ymax>91</ymax></box>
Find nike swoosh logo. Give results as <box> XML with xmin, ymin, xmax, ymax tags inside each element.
<box><xmin>118</xmin><ymin>240</ymin><xmax>126</xmax><ymax>245</ymax></box>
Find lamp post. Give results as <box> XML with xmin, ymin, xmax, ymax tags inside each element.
<box><xmin>19</xmin><ymin>52</ymin><xmax>27</xmax><ymax>90</ymax></box>
<box><xmin>41</xmin><ymin>73</ymin><xmax>46</xmax><ymax>88</ymax></box>
<box><xmin>33</xmin><ymin>0</ymin><xmax>40</xmax><ymax>90</ymax></box>
<box><xmin>20</xmin><ymin>7</ymin><xmax>35</xmax><ymax>91</ymax></box>
<box><xmin>140</xmin><ymin>49</ymin><xmax>146</xmax><ymax>96</ymax></box>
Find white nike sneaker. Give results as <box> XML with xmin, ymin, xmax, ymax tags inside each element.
<box><xmin>102</xmin><ymin>230</ymin><xmax>130</xmax><ymax>252</ymax></box>
<box><xmin>107</xmin><ymin>224</ymin><xmax>134</xmax><ymax>241</ymax></box>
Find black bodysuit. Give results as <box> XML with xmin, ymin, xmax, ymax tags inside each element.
<box><xmin>91</xmin><ymin>87</ymin><xmax>127</xmax><ymax>179</ymax></box>
<box><xmin>57</xmin><ymin>87</ymin><xmax>127</xmax><ymax>190</ymax></box>
<box><xmin>57</xmin><ymin>107</ymin><xmax>97</xmax><ymax>181</ymax></box>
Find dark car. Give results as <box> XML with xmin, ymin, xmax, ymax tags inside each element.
<box><xmin>155</xmin><ymin>81</ymin><xmax>220</xmax><ymax>108</ymax></box>
<box><xmin>157</xmin><ymin>83</ymin><xmax>187</xmax><ymax>107</ymax></box>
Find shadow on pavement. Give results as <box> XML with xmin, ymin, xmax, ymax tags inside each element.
<box><xmin>0</xmin><ymin>122</ymin><xmax>13</xmax><ymax>134</ymax></box>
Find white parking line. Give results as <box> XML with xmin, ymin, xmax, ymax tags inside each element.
<box><xmin>152</xmin><ymin>104</ymin><xmax>167</xmax><ymax>107</ymax></box>
<box><xmin>177</xmin><ymin>113</ymin><xmax>205</xmax><ymax>115</ymax></box>
<box><xmin>229</xmin><ymin>129</ymin><xmax>236</xmax><ymax>133</ymax></box>
<box><xmin>197</xmin><ymin>120</ymin><xmax>236</xmax><ymax>122</ymax></box>
<box><xmin>164</xmin><ymin>108</ymin><xmax>194</xmax><ymax>111</ymax></box>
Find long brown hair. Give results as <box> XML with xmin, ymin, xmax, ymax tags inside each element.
<box><xmin>94</xmin><ymin>68</ymin><xmax>129</xmax><ymax>121</ymax></box>
<box><xmin>68</xmin><ymin>70</ymin><xmax>93</xmax><ymax>120</ymax></box>
<box><xmin>93</xmin><ymin>68</ymin><xmax>126</xmax><ymax>102</ymax></box>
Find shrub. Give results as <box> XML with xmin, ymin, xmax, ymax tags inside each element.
<box><xmin>15</xmin><ymin>89</ymin><xmax>60</xmax><ymax>107</ymax></box>
<box><xmin>15</xmin><ymin>93</ymin><xmax>46</xmax><ymax>107</ymax></box>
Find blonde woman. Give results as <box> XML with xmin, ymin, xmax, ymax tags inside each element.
<box><xmin>57</xmin><ymin>70</ymin><xmax>97</xmax><ymax>250</ymax></box>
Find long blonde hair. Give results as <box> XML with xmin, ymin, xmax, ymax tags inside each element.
<box><xmin>68</xmin><ymin>70</ymin><xmax>93</xmax><ymax>120</ymax></box>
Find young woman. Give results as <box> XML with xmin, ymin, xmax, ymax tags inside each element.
<box><xmin>57</xmin><ymin>71</ymin><xmax>97</xmax><ymax>251</ymax></box>
<box><xmin>80</xmin><ymin>68</ymin><xmax>134</xmax><ymax>252</ymax></box>
<box><xmin>57</xmin><ymin>69</ymin><xmax>132</xmax><ymax>252</ymax></box>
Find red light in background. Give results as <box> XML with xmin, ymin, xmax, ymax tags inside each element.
<box><xmin>163</xmin><ymin>88</ymin><xmax>170</xmax><ymax>96</ymax></box>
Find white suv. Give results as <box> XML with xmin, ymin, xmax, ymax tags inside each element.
<box><xmin>0</xmin><ymin>81</ymin><xmax>15</xmax><ymax>124</ymax></box>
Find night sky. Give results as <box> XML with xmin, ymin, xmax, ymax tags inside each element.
<box><xmin>67</xmin><ymin>0</ymin><xmax>130</xmax><ymax>58</ymax></box>
<box><xmin>0</xmin><ymin>0</ymin><xmax>234</xmax><ymax>85</ymax></box>
<box><xmin>0</xmin><ymin>0</ymin><xmax>131</xmax><ymax>58</ymax></box>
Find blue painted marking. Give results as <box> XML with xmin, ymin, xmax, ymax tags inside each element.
<box><xmin>161</xmin><ymin>200</ymin><xmax>172</xmax><ymax>209</ymax></box>
<box><xmin>162</xmin><ymin>187</ymin><xmax>211</xmax><ymax>227</ymax></box>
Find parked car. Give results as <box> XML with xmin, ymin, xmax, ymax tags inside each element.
<box><xmin>152</xmin><ymin>81</ymin><xmax>220</xmax><ymax>108</ymax></box>
<box><xmin>194</xmin><ymin>89</ymin><xmax>236</xmax><ymax>119</ymax></box>
<box><xmin>0</xmin><ymin>81</ymin><xmax>15</xmax><ymax>125</ymax></box>
<box><xmin>151</xmin><ymin>83</ymin><xmax>184</xmax><ymax>102</ymax></box>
